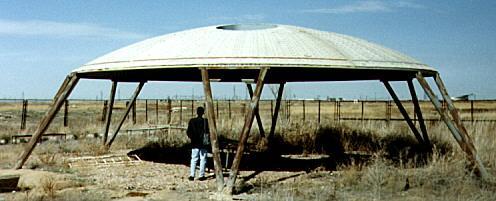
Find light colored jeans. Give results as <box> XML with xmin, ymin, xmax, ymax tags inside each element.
<box><xmin>190</xmin><ymin>148</ymin><xmax>207</xmax><ymax>177</ymax></box>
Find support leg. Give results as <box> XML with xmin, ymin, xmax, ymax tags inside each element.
<box><xmin>407</xmin><ymin>79</ymin><xmax>430</xmax><ymax>145</ymax></box>
<box><xmin>383</xmin><ymin>81</ymin><xmax>425</xmax><ymax>144</ymax></box>
<box><xmin>416</xmin><ymin>72</ymin><xmax>489</xmax><ymax>179</ymax></box>
<box><xmin>106</xmin><ymin>82</ymin><xmax>145</xmax><ymax>148</ymax></box>
<box><xmin>102</xmin><ymin>81</ymin><xmax>117</xmax><ymax>145</ymax></box>
<box><xmin>14</xmin><ymin>74</ymin><xmax>79</xmax><ymax>169</ymax></box>
<box><xmin>268</xmin><ymin>83</ymin><xmax>285</xmax><ymax>140</ymax></box>
<box><xmin>200</xmin><ymin>68</ymin><xmax>224</xmax><ymax>192</ymax></box>
<box><xmin>225</xmin><ymin>68</ymin><xmax>268</xmax><ymax>195</ymax></box>
<box><xmin>246</xmin><ymin>84</ymin><xmax>265</xmax><ymax>138</ymax></box>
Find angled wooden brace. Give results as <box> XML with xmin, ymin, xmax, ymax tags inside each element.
<box><xmin>246</xmin><ymin>83</ymin><xmax>265</xmax><ymax>138</ymax></box>
<box><xmin>268</xmin><ymin>83</ymin><xmax>285</xmax><ymax>141</ymax></box>
<box><xmin>102</xmin><ymin>80</ymin><xmax>118</xmax><ymax>145</ymax></box>
<box><xmin>225</xmin><ymin>68</ymin><xmax>268</xmax><ymax>195</ymax></box>
<box><xmin>383</xmin><ymin>80</ymin><xmax>425</xmax><ymax>144</ymax></box>
<box><xmin>416</xmin><ymin>72</ymin><xmax>489</xmax><ymax>179</ymax></box>
<box><xmin>14</xmin><ymin>73</ymin><xmax>79</xmax><ymax>169</ymax></box>
<box><xmin>106</xmin><ymin>82</ymin><xmax>146</xmax><ymax>148</ymax></box>
<box><xmin>407</xmin><ymin>79</ymin><xmax>431</xmax><ymax>146</ymax></box>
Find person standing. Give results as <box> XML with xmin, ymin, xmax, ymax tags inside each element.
<box><xmin>186</xmin><ymin>106</ymin><xmax>209</xmax><ymax>181</ymax></box>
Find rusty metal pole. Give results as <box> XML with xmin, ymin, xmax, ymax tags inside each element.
<box><xmin>200</xmin><ymin>68</ymin><xmax>224</xmax><ymax>192</ymax></box>
<box><xmin>417</xmin><ymin>72</ymin><xmax>489</xmax><ymax>179</ymax></box>
<box><xmin>155</xmin><ymin>99</ymin><xmax>159</xmax><ymax>124</ymax></box>
<box><xmin>407</xmin><ymin>79</ymin><xmax>430</xmax><ymax>145</ymax></box>
<box><xmin>14</xmin><ymin>74</ymin><xmax>79</xmax><ymax>169</ymax></box>
<box><xmin>102</xmin><ymin>80</ymin><xmax>118</xmax><ymax>145</ymax></box>
<box><xmin>269</xmin><ymin>83</ymin><xmax>285</xmax><ymax>140</ymax></box>
<box><xmin>106</xmin><ymin>82</ymin><xmax>145</xmax><ymax>148</ymax></box>
<box><xmin>101</xmin><ymin>100</ymin><xmax>108</xmax><ymax>122</ymax></box>
<box><xmin>383</xmin><ymin>81</ymin><xmax>425</xmax><ymax>144</ymax></box>
<box><xmin>246</xmin><ymin>84</ymin><xmax>265</xmax><ymax>138</ymax></box>
<box><xmin>226</xmin><ymin>68</ymin><xmax>268</xmax><ymax>195</ymax></box>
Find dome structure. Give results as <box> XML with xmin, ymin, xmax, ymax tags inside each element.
<box><xmin>74</xmin><ymin>24</ymin><xmax>436</xmax><ymax>82</ymax></box>
<box><xmin>16</xmin><ymin>24</ymin><xmax>488</xmax><ymax>191</ymax></box>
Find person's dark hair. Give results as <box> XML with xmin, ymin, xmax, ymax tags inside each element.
<box><xmin>196</xmin><ymin>106</ymin><xmax>205</xmax><ymax>116</ymax></box>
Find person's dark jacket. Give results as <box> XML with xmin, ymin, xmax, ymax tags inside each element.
<box><xmin>186</xmin><ymin>117</ymin><xmax>209</xmax><ymax>148</ymax></box>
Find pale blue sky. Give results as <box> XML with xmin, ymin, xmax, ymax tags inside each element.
<box><xmin>1</xmin><ymin>0</ymin><xmax>495</xmax><ymax>100</ymax></box>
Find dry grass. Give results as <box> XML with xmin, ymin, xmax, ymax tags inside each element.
<box><xmin>1</xmin><ymin>100</ymin><xmax>496</xmax><ymax>200</ymax></box>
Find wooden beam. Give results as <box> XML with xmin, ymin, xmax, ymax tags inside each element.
<box><xmin>14</xmin><ymin>74</ymin><xmax>79</xmax><ymax>169</ymax></box>
<box><xmin>200</xmin><ymin>68</ymin><xmax>224</xmax><ymax>192</ymax></box>
<box><xmin>383</xmin><ymin>81</ymin><xmax>425</xmax><ymax>144</ymax></box>
<box><xmin>225</xmin><ymin>68</ymin><xmax>268</xmax><ymax>195</ymax></box>
<box><xmin>433</xmin><ymin>73</ymin><xmax>471</xmax><ymax>144</ymax></box>
<box><xmin>246</xmin><ymin>84</ymin><xmax>265</xmax><ymax>138</ymax></box>
<box><xmin>407</xmin><ymin>79</ymin><xmax>430</xmax><ymax>146</ymax></box>
<box><xmin>268</xmin><ymin>83</ymin><xmax>285</xmax><ymax>140</ymax></box>
<box><xmin>416</xmin><ymin>72</ymin><xmax>489</xmax><ymax>179</ymax></box>
<box><xmin>102</xmin><ymin>81</ymin><xmax>117</xmax><ymax>145</ymax></box>
<box><xmin>106</xmin><ymin>82</ymin><xmax>145</xmax><ymax>148</ymax></box>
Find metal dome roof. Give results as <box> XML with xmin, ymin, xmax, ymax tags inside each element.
<box><xmin>74</xmin><ymin>24</ymin><xmax>436</xmax><ymax>82</ymax></box>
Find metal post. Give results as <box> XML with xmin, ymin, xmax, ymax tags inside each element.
<box><xmin>407</xmin><ymin>79</ymin><xmax>430</xmax><ymax>145</ymax></box>
<box><xmin>103</xmin><ymin>81</ymin><xmax>117</xmax><ymax>145</ymax></box>
<box><xmin>14</xmin><ymin>74</ymin><xmax>79</xmax><ymax>169</ymax></box>
<box><xmin>106</xmin><ymin>82</ymin><xmax>145</xmax><ymax>148</ymax></box>
<box><xmin>417</xmin><ymin>72</ymin><xmax>489</xmax><ymax>179</ymax></box>
<box><xmin>200</xmin><ymin>68</ymin><xmax>224</xmax><ymax>192</ymax></box>
<box><xmin>383</xmin><ymin>81</ymin><xmax>425</xmax><ymax>144</ymax></box>
<box><xmin>247</xmin><ymin>84</ymin><xmax>265</xmax><ymax>137</ymax></box>
<box><xmin>226</xmin><ymin>68</ymin><xmax>268</xmax><ymax>195</ymax></box>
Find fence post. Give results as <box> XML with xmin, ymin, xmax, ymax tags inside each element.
<box><xmin>191</xmin><ymin>99</ymin><xmax>195</xmax><ymax>118</ymax></box>
<box><xmin>132</xmin><ymin>101</ymin><xmax>136</xmax><ymax>124</ymax></box>
<box><xmin>63</xmin><ymin>100</ymin><xmax>69</xmax><ymax>127</ymax></box>
<box><xmin>167</xmin><ymin>98</ymin><xmax>172</xmax><ymax>125</ymax></box>
<box><xmin>20</xmin><ymin>100</ymin><xmax>28</xmax><ymax>130</ymax></box>
<box><xmin>302</xmin><ymin>99</ymin><xmax>306</xmax><ymax>122</ymax></box>
<box><xmin>471</xmin><ymin>100</ymin><xmax>474</xmax><ymax>123</ymax></box>
<box><xmin>228</xmin><ymin>99</ymin><xmax>232</xmax><ymax>119</ymax></box>
<box><xmin>101</xmin><ymin>100</ymin><xmax>108</xmax><ymax>122</ymax></box>
<box><xmin>179</xmin><ymin>100</ymin><xmax>183</xmax><ymax>126</ymax></box>
<box><xmin>361</xmin><ymin>101</ymin><xmax>364</xmax><ymax>123</ymax></box>
<box><xmin>145</xmin><ymin>99</ymin><xmax>148</xmax><ymax>123</ymax></box>
<box><xmin>155</xmin><ymin>99</ymin><xmax>159</xmax><ymax>124</ymax></box>
<box><xmin>216</xmin><ymin>100</ymin><xmax>219</xmax><ymax>118</ymax></box>
<box><xmin>318</xmin><ymin>100</ymin><xmax>321</xmax><ymax>124</ymax></box>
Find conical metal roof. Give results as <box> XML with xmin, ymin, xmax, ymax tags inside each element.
<box><xmin>74</xmin><ymin>24</ymin><xmax>436</xmax><ymax>82</ymax></box>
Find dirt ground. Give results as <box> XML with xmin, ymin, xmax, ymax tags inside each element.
<box><xmin>1</xmin><ymin>149</ymin><xmax>337</xmax><ymax>201</ymax></box>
